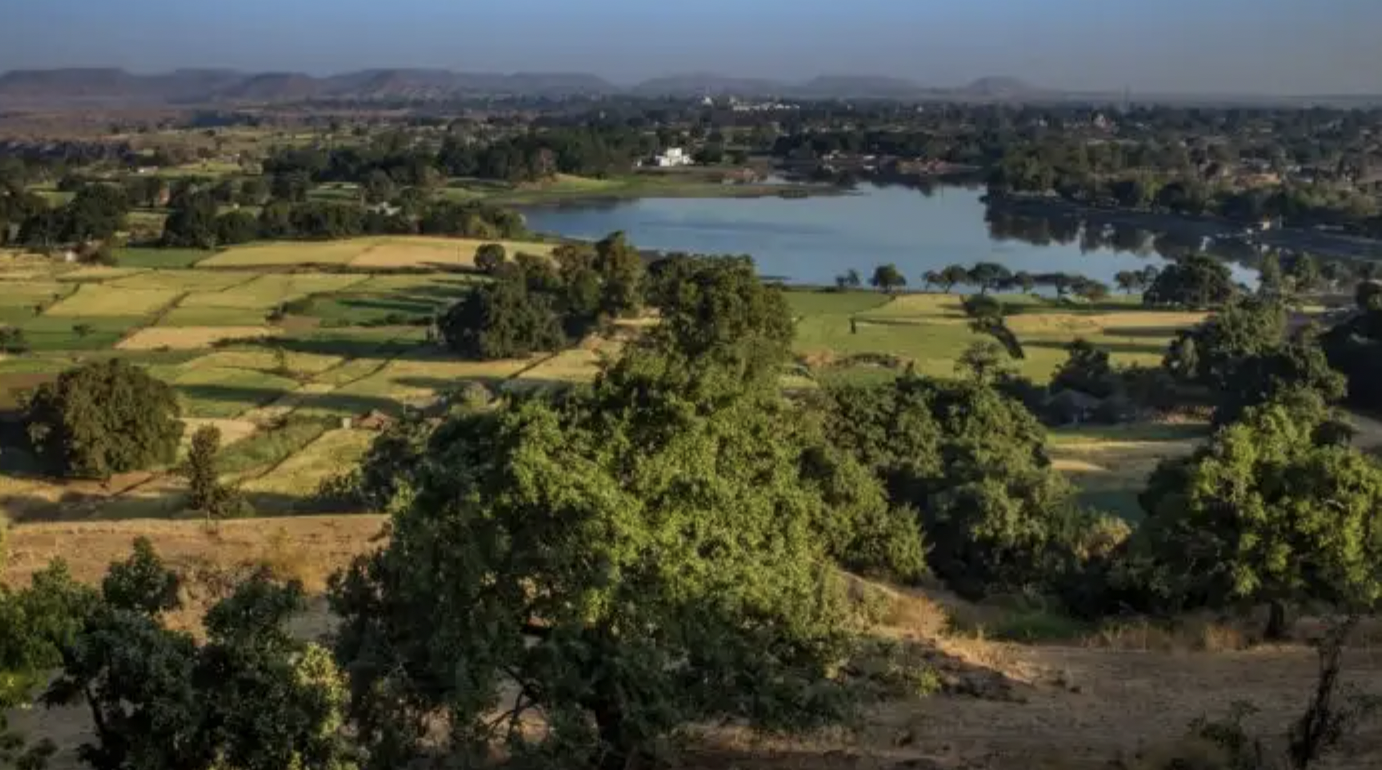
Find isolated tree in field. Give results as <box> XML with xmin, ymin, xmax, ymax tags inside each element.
<box><xmin>1074</xmin><ymin>278</ymin><xmax>1111</xmax><ymax>302</ymax></box>
<box><xmin>939</xmin><ymin>264</ymin><xmax>971</xmax><ymax>293</ymax></box>
<box><xmin>871</xmin><ymin>263</ymin><xmax>906</xmax><ymax>293</ymax></box>
<box><xmin>968</xmin><ymin>261</ymin><xmax>1013</xmax><ymax>294</ymax></box>
<box><xmin>1114</xmin><ymin>270</ymin><xmax>1145</xmax><ymax>295</ymax></box>
<box><xmin>72</xmin><ymin>323</ymin><xmax>94</xmax><ymax>340</ymax></box>
<box><xmin>921</xmin><ymin>269</ymin><xmax>942</xmax><ymax>292</ymax></box>
<box><xmin>23</xmin><ymin>359</ymin><xmax>183</xmax><ymax>479</ymax></box>
<box><xmin>836</xmin><ymin>268</ymin><xmax>862</xmax><ymax>289</ymax></box>
<box><xmin>473</xmin><ymin>242</ymin><xmax>507</xmax><ymax>274</ymax></box>
<box><xmin>1143</xmin><ymin>253</ymin><xmax>1236</xmax><ymax>308</ymax></box>
<box><xmin>0</xmin><ymin>326</ymin><xmax>27</xmax><ymax>354</ymax></box>
<box><xmin>183</xmin><ymin>425</ymin><xmax>244</xmax><ymax>523</ymax></box>
<box><xmin>439</xmin><ymin>274</ymin><xmax>567</xmax><ymax>360</ymax></box>
<box><xmin>332</xmin><ymin>261</ymin><xmax>889</xmax><ymax>769</ymax></box>
<box><xmin>1136</xmin><ymin>394</ymin><xmax>1382</xmax><ymax>638</ymax></box>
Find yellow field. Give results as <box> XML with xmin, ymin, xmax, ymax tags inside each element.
<box><xmin>58</xmin><ymin>266</ymin><xmax>149</xmax><ymax>281</ymax></box>
<box><xmin>346</xmin><ymin>237</ymin><xmax>555</xmax><ymax>268</ymax></box>
<box><xmin>192</xmin><ymin>237</ymin><xmax>554</xmax><ymax>270</ymax></box>
<box><xmin>297</xmin><ymin>355</ymin><xmax>535</xmax><ymax>417</ymax></box>
<box><xmin>107</xmin><ymin>270</ymin><xmax>259</xmax><ymax>292</ymax></box>
<box><xmin>195</xmin><ymin>240</ymin><xmax>370</xmax><ymax>267</ymax></box>
<box><xmin>44</xmin><ymin>285</ymin><xmax>180</xmax><ymax>317</ymax></box>
<box><xmin>178</xmin><ymin>349</ymin><xmax>345</xmax><ymax>376</ymax></box>
<box><xmin>118</xmin><ymin>325</ymin><xmax>282</xmax><ymax>350</ymax></box>
<box><xmin>178</xmin><ymin>273</ymin><xmax>369</xmax><ymax>311</ymax></box>
<box><xmin>181</xmin><ymin>418</ymin><xmax>259</xmax><ymax>448</ymax></box>
<box><xmin>240</xmin><ymin>429</ymin><xmax>375</xmax><ymax>498</ymax></box>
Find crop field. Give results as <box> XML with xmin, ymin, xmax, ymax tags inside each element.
<box><xmin>239</xmin><ymin>429</ymin><xmax>375</xmax><ymax>505</ymax></box>
<box><xmin>193</xmin><ymin>236</ymin><xmax>554</xmax><ymax>269</ymax></box>
<box><xmin>0</xmin><ymin>256</ymin><xmax>1212</xmax><ymax>531</ymax></box>
<box><xmin>44</xmin><ymin>284</ymin><xmax>180</xmax><ymax>317</ymax></box>
<box><xmin>791</xmin><ymin>290</ymin><xmax>1205</xmax><ymax>382</ymax></box>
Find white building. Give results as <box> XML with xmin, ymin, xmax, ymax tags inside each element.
<box><xmin>651</xmin><ymin>147</ymin><xmax>693</xmax><ymax>168</ymax></box>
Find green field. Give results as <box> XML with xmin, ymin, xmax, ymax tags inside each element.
<box><xmin>790</xmin><ymin>290</ymin><xmax>1204</xmax><ymax>382</ymax></box>
<box><xmin>0</xmin><ymin>244</ymin><xmax>1216</xmax><ymax>524</ymax></box>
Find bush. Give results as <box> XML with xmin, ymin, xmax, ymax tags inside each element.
<box><xmin>23</xmin><ymin>359</ymin><xmax>183</xmax><ymax>478</ymax></box>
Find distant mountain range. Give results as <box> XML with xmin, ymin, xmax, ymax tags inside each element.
<box><xmin>0</xmin><ymin>67</ymin><xmax>1057</xmax><ymax>106</ymax></box>
<box><xmin>0</xmin><ymin>68</ymin><xmax>1375</xmax><ymax>108</ymax></box>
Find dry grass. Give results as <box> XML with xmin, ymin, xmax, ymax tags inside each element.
<box><xmin>177</xmin><ymin>349</ymin><xmax>345</xmax><ymax>377</ymax></box>
<box><xmin>2</xmin><ymin>515</ymin><xmax>384</xmax><ymax>590</ymax></box>
<box><xmin>346</xmin><ymin>237</ymin><xmax>555</xmax><ymax>268</ymax></box>
<box><xmin>181</xmin><ymin>418</ymin><xmax>258</xmax><ymax>448</ymax></box>
<box><xmin>118</xmin><ymin>325</ymin><xmax>282</xmax><ymax>350</ymax></box>
<box><xmin>178</xmin><ymin>273</ymin><xmax>369</xmax><ymax>310</ymax></box>
<box><xmin>240</xmin><ymin>428</ymin><xmax>374</xmax><ymax>499</ymax></box>
<box><xmin>195</xmin><ymin>240</ymin><xmax>371</xmax><ymax>267</ymax></box>
<box><xmin>43</xmin><ymin>284</ymin><xmax>180</xmax><ymax>317</ymax></box>
<box><xmin>6</xmin><ymin>518</ymin><xmax>1382</xmax><ymax>769</ymax></box>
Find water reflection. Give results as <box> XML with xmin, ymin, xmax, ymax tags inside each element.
<box><xmin>522</xmin><ymin>182</ymin><xmax>1261</xmax><ymax>287</ymax></box>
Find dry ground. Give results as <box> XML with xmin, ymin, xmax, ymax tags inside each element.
<box><xmin>6</xmin><ymin>517</ymin><xmax>1382</xmax><ymax>770</ymax></box>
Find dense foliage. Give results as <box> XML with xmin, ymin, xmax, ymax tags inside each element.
<box><xmin>819</xmin><ymin>374</ymin><xmax>1083</xmax><ymax>599</ymax></box>
<box><xmin>23</xmin><ymin>360</ymin><xmax>183</xmax><ymax>479</ymax></box>
<box><xmin>438</xmin><ymin>232</ymin><xmax>647</xmax><ymax>360</ymax></box>
<box><xmin>332</xmin><ymin>255</ymin><xmax>907</xmax><ymax>770</ymax></box>
<box><xmin>1144</xmin><ymin>254</ymin><xmax>1237</xmax><ymax>308</ymax></box>
<box><xmin>1134</xmin><ymin>394</ymin><xmax>1382</xmax><ymax>636</ymax></box>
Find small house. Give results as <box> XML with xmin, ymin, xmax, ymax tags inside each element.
<box><xmin>651</xmin><ymin>147</ymin><xmax>693</xmax><ymax>168</ymax></box>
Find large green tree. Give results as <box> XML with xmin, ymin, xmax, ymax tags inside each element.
<box><xmin>24</xmin><ymin>360</ymin><xmax>183</xmax><ymax>479</ymax></box>
<box><xmin>1144</xmin><ymin>253</ymin><xmax>1236</xmax><ymax>309</ymax></box>
<box><xmin>331</xmin><ymin>257</ymin><xmax>910</xmax><ymax>770</ymax></box>
<box><xmin>821</xmin><ymin>373</ymin><xmax>1078</xmax><ymax>598</ymax></box>
<box><xmin>1136</xmin><ymin>394</ymin><xmax>1382</xmax><ymax>638</ymax></box>
<box><xmin>438</xmin><ymin>275</ymin><xmax>568</xmax><ymax>360</ymax></box>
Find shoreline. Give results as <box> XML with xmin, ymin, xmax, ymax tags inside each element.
<box><xmin>986</xmin><ymin>194</ymin><xmax>1382</xmax><ymax>262</ymax></box>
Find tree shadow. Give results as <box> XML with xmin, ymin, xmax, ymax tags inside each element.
<box><xmin>175</xmin><ymin>384</ymin><xmax>408</xmax><ymax>418</ymax></box>
<box><xmin>1023</xmin><ymin>339</ymin><xmax>1169</xmax><ymax>356</ymax></box>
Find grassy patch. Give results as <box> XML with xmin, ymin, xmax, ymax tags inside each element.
<box><xmin>196</xmin><ymin>240</ymin><xmax>371</xmax><ymax>268</ymax></box>
<box><xmin>17</xmin><ymin>316</ymin><xmax>148</xmax><ymax>351</ymax></box>
<box><xmin>216</xmin><ymin>416</ymin><xmax>336</xmax><ymax>476</ymax></box>
<box><xmin>108</xmin><ymin>270</ymin><xmax>258</xmax><ymax>292</ymax></box>
<box><xmin>171</xmin><ymin>366</ymin><xmax>300</xmax><ymax>418</ymax></box>
<box><xmin>44</xmin><ymin>285</ymin><xmax>179</xmax><ymax>317</ymax></box>
<box><xmin>241</xmin><ymin>429</ymin><xmax>375</xmax><ymax>509</ymax></box>
<box><xmin>784</xmin><ymin>289</ymin><xmax>895</xmax><ymax>316</ymax></box>
<box><xmin>113</xmin><ymin>248</ymin><xmax>213</xmax><ymax>269</ymax></box>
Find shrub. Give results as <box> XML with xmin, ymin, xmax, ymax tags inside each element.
<box><xmin>24</xmin><ymin>359</ymin><xmax>182</xmax><ymax>478</ymax></box>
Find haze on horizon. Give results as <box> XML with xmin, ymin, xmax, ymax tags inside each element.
<box><xmin>1</xmin><ymin>0</ymin><xmax>1379</xmax><ymax>96</ymax></box>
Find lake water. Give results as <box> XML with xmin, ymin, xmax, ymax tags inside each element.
<box><xmin>522</xmin><ymin>183</ymin><xmax>1260</xmax><ymax>288</ymax></box>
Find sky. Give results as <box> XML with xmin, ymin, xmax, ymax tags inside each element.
<box><xmin>2</xmin><ymin>0</ymin><xmax>1380</xmax><ymax>95</ymax></box>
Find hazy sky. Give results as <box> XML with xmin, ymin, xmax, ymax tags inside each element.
<box><xmin>2</xmin><ymin>0</ymin><xmax>1379</xmax><ymax>94</ymax></box>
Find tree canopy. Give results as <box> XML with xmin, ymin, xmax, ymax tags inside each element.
<box><xmin>23</xmin><ymin>360</ymin><xmax>183</xmax><ymax>479</ymax></box>
<box><xmin>331</xmin><ymin>255</ymin><xmax>908</xmax><ymax>770</ymax></box>
<box><xmin>1144</xmin><ymin>254</ymin><xmax>1236</xmax><ymax>309</ymax></box>
<box><xmin>1135</xmin><ymin>394</ymin><xmax>1382</xmax><ymax>636</ymax></box>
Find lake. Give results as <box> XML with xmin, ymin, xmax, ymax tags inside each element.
<box><xmin>522</xmin><ymin>183</ymin><xmax>1260</xmax><ymax>288</ymax></box>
